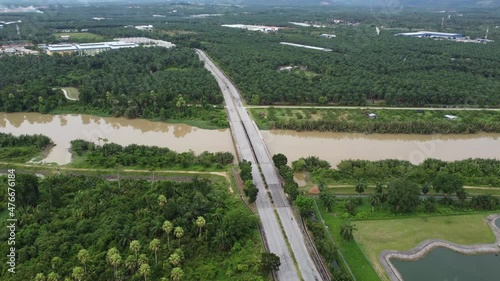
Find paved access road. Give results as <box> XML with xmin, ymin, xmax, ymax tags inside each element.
<box><xmin>197</xmin><ymin>49</ymin><xmax>324</xmax><ymax>281</ymax></box>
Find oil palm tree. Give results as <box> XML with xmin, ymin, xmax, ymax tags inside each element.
<box><xmin>162</xmin><ymin>220</ymin><xmax>173</xmax><ymax>249</ymax></box>
<box><xmin>174</xmin><ymin>226</ymin><xmax>184</xmax><ymax>247</ymax></box>
<box><xmin>171</xmin><ymin>267</ymin><xmax>184</xmax><ymax>281</ymax></box>
<box><xmin>340</xmin><ymin>220</ymin><xmax>357</xmax><ymax>241</ymax></box>
<box><xmin>195</xmin><ymin>216</ymin><xmax>206</xmax><ymax>238</ymax></box>
<box><xmin>77</xmin><ymin>249</ymin><xmax>89</xmax><ymax>273</ymax></box>
<box><xmin>149</xmin><ymin>239</ymin><xmax>160</xmax><ymax>265</ymax></box>
<box><xmin>139</xmin><ymin>263</ymin><xmax>151</xmax><ymax>281</ymax></box>
<box><xmin>71</xmin><ymin>267</ymin><xmax>84</xmax><ymax>281</ymax></box>
<box><xmin>370</xmin><ymin>194</ymin><xmax>382</xmax><ymax>212</ymax></box>
<box><xmin>129</xmin><ymin>240</ymin><xmax>141</xmax><ymax>259</ymax></box>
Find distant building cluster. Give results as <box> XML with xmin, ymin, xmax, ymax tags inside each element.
<box><xmin>395</xmin><ymin>31</ymin><xmax>494</xmax><ymax>43</ymax></box>
<box><xmin>39</xmin><ymin>38</ymin><xmax>175</xmax><ymax>56</ymax></box>
<box><xmin>0</xmin><ymin>44</ymin><xmax>38</xmax><ymax>56</ymax></box>
<box><xmin>41</xmin><ymin>42</ymin><xmax>138</xmax><ymax>55</ymax></box>
<box><xmin>320</xmin><ymin>34</ymin><xmax>336</xmax><ymax>38</ymax></box>
<box><xmin>289</xmin><ymin>22</ymin><xmax>326</xmax><ymax>28</ymax></box>
<box><xmin>221</xmin><ymin>24</ymin><xmax>282</xmax><ymax>33</ymax></box>
<box><xmin>113</xmin><ymin>37</ymin><xmax>176</xmax><ymax>48</ymax></box>
<box><xmin>134</xmin><ymin>25</ymin><xmax>154</xmax><ymax>31</ymax></box>
<box><xmin>395</xmin><ymin>31</ymin><xmax>464</xmax><ymax>39</ymax></box>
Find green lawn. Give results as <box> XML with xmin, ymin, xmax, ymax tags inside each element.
<box><xmin>354</xmin><ymin>214</ymin><xmax>497</xmax><ymax>280</ymax></box>
<box><xmin>55</xmin><ymin>32</ymin><xmax>105</xmax><ymax>42</ymax></box>
<box><xmin>315</xmin><ymin>199</ymin><xmax>382</xmax><ymax>281</ymax></box>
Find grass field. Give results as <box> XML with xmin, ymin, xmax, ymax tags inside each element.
<box><xmin>55</xmin><ymin>32</ymin><xmax>105</xmax><ymax>42</ymax></box>
<box><xmin>354</xmin><ymin>214</ymin><xmax>497</xmax><ymax>280</ymax></box>
<box><xmin>315</xmin><ymin>199</ymin><xmax>382</xmax><ymax>281</ymax></box>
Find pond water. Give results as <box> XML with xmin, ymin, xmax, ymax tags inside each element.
<box><xmin>495</xmin><ymin>219</ymin><xmax>500</xmax><ymax>229</ymax></box>
<box><xmin>0</xmin><ymin>112</ymin><xmax>234</xmax><ymax>165</ymax></box>
<box><xmin>391</xmin><ymin>247</ymin><xmax>500</xmax><ymax>281</ymax></box>
<box><xmin>261</xmin><ymin>130</ymin><xmax>500</xmax><ymax>168</ymax></box>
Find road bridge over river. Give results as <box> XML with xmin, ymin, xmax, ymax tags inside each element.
<box><xmin>197</xmin><ymin>49</ymin><xmax>327</xmax><ymax>281</ymax></box>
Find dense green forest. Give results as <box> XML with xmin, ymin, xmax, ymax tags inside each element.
<box><xmin>251</xmin><ymin>107</ymin><xmax>500</xmax><ymax>134</ymax></box>
<box><xmin>0</xmin><ymin>47</ymin><xmax>228</xmax><ymax>127</ymax></box>
<box><xmin>294</xmin><ymin>157</ymin><xmax>500</xmax><ymax>187</ymax></box>
<box><xmin>0</xmin><ymin>174</ymin><xmax>264</xmax><ymax>280</ymax></box>
<box><xmin>70</xmin><ymin>140</ymin><xmax>234</xmax><ymax>170</ymax></box>
<box><xmin>0</xmin><ymin>133</ymin><xmax>53</xmax><ymax>162</ymax></box>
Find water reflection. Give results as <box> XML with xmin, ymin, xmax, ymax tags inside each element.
<box><xmin>0</xmin><ymin>112</ymin><xmax>234</xmax><ymax>165</ymax></box>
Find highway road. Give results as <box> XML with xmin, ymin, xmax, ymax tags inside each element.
<box><xmin>197</xmin><ymin>49</ymin><xmax>324</xmax><ymax>281</ymax></box>
<box><xmin>196</xmin><ymin>49</ymin><xmax>301</xmax><ymax>281</ymax></box>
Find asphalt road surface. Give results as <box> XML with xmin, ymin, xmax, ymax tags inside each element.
<box><xmin>197</xmin><ymin>49</ymin><xmax>323</xmax><ymax>281</ymax></box>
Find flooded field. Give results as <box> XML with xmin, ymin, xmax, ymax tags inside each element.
<box><xmin>0</xmin><ymin>113</ymin><xmax>234</xmax><ymax>165</ymax></box>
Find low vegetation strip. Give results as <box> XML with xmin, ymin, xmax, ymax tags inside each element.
<box><xmin>70</xmin><ymin>139</ymin><xmax>234</xmax><ymax>170</ymax></box>
<box><xmin>380</xmin><ymin>214</ymin><xmax>500</xmax><ymax>281</ymax></box>
<box><xmin>0</xmin><ymin>133</ymin><xmax>54</xmax><ymax>162</ymax></box>
<box><xmin>354</xmin><ymin>214</ymin><xmax>498</xmax><ymax>281</ymax></box>
<box><xmin>250</xmin><ymin>108</ymin><xmax>500</xmax><ymax>134</ymax></box>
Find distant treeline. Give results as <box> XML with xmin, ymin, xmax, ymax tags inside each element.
<box><xmin>70</xmin><ymin>140</ymin><xmax>234</xmax><ymax>169</ymax></box>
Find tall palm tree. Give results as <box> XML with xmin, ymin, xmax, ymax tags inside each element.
<box><xmin>320</xmin><ymin>193</ymin><xmax>335</xmax><ymax>212</ymax></box>
<box><xmin>51</xmin><ymin>257</ymin><xmax>62</xmax><ymax>270</ymax></box>
<box><xmin>129</xmin><ymin>240</ymin><xmax>141</xmax><ymax>259</ymax></box>
<box><xmin>35</xmin><ymin>273</ymin><xmax>46</xmax><ymax>281</ymax></box>
<box><xmin>158</xmin><ymin>195</ymin><xmax>167</xmax><ymax>207</ymax></box>
<box><xmin>162</xmin><ymin>220</ymin><xmax>173</xmax><ymax>249</ymax></box>
<box><xmin>47</xmin><ymin>272</ymin><xmax>60</xmax><ymax>281</ymax></box>
<box><xmin>355</xmin><ymin>179</ymin><xmax>367</xmax><ymax>194</ymax></box>
<box><xmin>340</xmin><ymin>220</ymin><xmax>357</xmax><ymax>241</ymax></box>
<box><xmin>138</xmin><ymin>254</ymin><xmax>148</xmax><ymax>267</ymax></box>
<box><xmin>370</xmin><ymin>194</ymin><xmax>382</xmax><ymax>212</ymax></box>
<box><xmin>170</xmin><ymin>267</ymin><xmax>184</xmax><ymax>281</ymax></box>
<box><xmin>149</xmin><ymin>238</ymin><xmax>160</xmax><ymax>265</ymax></box>
<box><xmin>168</xmin><ymin>253</ymin><xmax>181</xmax><ymax>267</ymax></box>
<box><xmin>195</xmin><ymin>216</ymin><xmax>206</xmax><ymax>238</ymax></box>
<box><xmin>125</xmin><ymin>255</ymin><xmax>137</xmax><ymax>275</ymax></box>
<box><xmin>139</xmin><ymin>263</ymin><xmax>151</xmax><ymax>281</ymax></box>
<box><xmin>71</xmin><ymin>267</ymin><xmax>84</xmax><ymax>281</ymax></box>
<box><xmin>77</xmin><ymin>249</ymin><xmax>89</xmax><ymax>273</ymax></box>
<box><xmin>174</xmin><ymin>226</ymin><xmax>184</xmax><ymax>247</ymax></box>
<box><xmin>106</xmin><ymin>248</ymin><xmax>121</xmax><ymax>280</ymax></box>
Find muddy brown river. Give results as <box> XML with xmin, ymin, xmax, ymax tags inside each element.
<box><xmin>0</xmin><ymin>113</ymin><xmax>234</xmax><ymax>165</ymax></box>
<box><xmin>262</xmin><ymin>130</ymin><xmax>500</xmax><ymax>167</ymax></box>
<box><xmin>2</xmin><ymin>113</ymin><xmax>500</xmax><ymax>167</ymax></box>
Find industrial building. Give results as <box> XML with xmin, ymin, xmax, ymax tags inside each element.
<box><xmin>43</xmin><ymin>41</ymin><xmax>138</xmax><ymax>55</ymax></box>
<box><xmin>395</xmin><ymin>31</ymin><xmax>464</xmax><ymax>39</ymax></box>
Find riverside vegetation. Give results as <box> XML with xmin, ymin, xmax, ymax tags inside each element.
<box><xmin>70</xmin><ymin>140</ymin><xmax>234</xmax><ymax>170</ymax></box>
<box><xmin>0</xmin><ymin>133</ymin><xmax>54</xmax><ymax>162</ymax></box>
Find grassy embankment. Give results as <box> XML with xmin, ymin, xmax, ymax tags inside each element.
<box><xmin>355</xmin><ymin>214</ymin><xmax>496</xmax><ymax>281</ymax></box>
<box><xmin>250</xmin><ymin>108</ymin><xmax>500</xmax><ymax>134</ymax></box>
<box><xmin>314</xmin><ymin>198</ymin><xmax>497</xmax><ymax>281</ymax></box>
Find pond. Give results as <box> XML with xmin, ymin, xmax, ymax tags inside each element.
<box><xmin>0</xmin><ymin>112</ymin><xmax>234</xmax><ymax>165</ymax></box>
<box><xmin>495</xmin><ymin>218</ymin><xmax>500</xmax><ymax>229</ymax></box>
<box><xmin>390</xmin><ymin>247</ymin><xmax>500</xmax><ymax>281</ymax></box>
